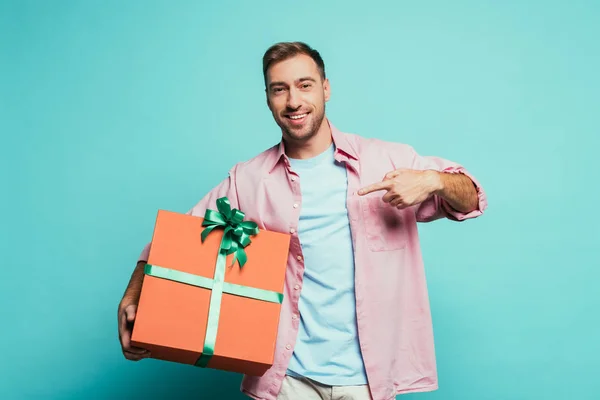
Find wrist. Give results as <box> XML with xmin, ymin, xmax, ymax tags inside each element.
<box><xmin>425</xmin><ymin>170</ymin><xmax>444</xmax><ymax>195</ymax></box>
<box><xmin>119</xmin><ymin>294</ymin><xmax>139</xmax><ymax>311</ymax></box>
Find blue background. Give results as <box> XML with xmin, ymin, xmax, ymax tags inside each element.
<box><xmin>1</xmin><ymin>1</ymin><xmax>598</xmax><ymax>399</ymax></box>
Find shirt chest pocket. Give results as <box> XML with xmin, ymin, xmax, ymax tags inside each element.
<box><xmin>360</xmin><ymin>196</ymin><xmax>408</xmax><ymax>251</ymax></box>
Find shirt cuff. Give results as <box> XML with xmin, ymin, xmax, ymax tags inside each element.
<box><xmin>439</xmin><ymin>167</ymin><xmax>487</xmax><ymax>221</ymax></box>
<box><xmin>138</xmin><ymin>242</ymin><xmax>151</xmax><ymax>263</ymax></box>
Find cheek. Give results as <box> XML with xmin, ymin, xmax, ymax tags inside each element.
<box><xmin>268</xmin><ymin>100</ymin><xmax>283</xmax><ymax>115</ymax></box>
<box><xmin>307</xmin><ymin>96</ymin><xmax>321</xmax><ymax>110</ymax></box>
<box><xmin>269</xmin><ymin>98</ymin><xmax>285</xmax><ymax>114</ymax></box>
<box><xmin>318</xmin><ymin>92</ymin><xmax>327</xmax><ymax>106</ymax></box>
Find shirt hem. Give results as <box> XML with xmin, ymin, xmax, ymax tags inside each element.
<box><xmin>240</xmin><ymin>387</ymin><xmax>266</xmax><ymax>400</ymax></box>
<box><xmin>241</xmin><ymin>383</ymin><xmax>439</xmax><ymax>400</ymax></box>
<box><xmin>285</xmin><ymin>368</ymin><xmax>369</xmax><ymax>387</ymax></box>
<box><xmin>394</xmin><ymin>383</ymin><xmax>439</xmax><ymax>397</ymax></box>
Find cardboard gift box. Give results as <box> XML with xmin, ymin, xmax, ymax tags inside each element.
<box><xmin>131</xmin><ymin>197</ymin><xmax>290</xmax><ymax>376</ymax></box>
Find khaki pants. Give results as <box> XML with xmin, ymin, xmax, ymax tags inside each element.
<box><xmin>276</xmin><ymin>375</ymin><xmax>373</xmax><ymax>400</ymax></box>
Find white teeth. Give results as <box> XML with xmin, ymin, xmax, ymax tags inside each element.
<box><xmin>289</xmin><ymin>113</ymin><xmax>307</xmax><ymax>120</ymax></box>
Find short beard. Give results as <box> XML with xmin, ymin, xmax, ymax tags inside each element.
<box><xmin>280</xmin><ymin>104</ymin><xmax>326</xmax><ymax>142</ymax></box>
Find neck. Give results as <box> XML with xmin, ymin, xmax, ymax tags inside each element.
<box><xmin>283</xmin><ymin>118</ymin><xmax>332</xmax><ymax>159</ymax></box>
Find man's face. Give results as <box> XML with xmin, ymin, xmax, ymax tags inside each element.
<box><xmin>265</xmin><ymin>54</ymin><xmax>330</xmax><ymax>143</ymax></box>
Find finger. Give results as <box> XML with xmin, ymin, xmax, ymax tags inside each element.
<box><xmin>390</xmin><ymin>196</ymin><xmax>402</xmax><ymax>207</ymax></box>
<box><xmin>118</xmin><ymin>311</ymin><xmax>127</xmax><ymax>337</ymax></box>
<box><xmin>124</xmin><ymin>348</ymin><xmax>149</xmax><ymax>357</ymax></box>
<box><xmin>124</xmin><ymin>350</ymin><xmax>150</xmax><ymax>361</ymax></box>
<box><xmin>120</xmin><ymin>326</ymin><xmax>132</xmax><ymax>349</ymax></box>
<box><xmin>124</xmin><ymin>345</ymin><xmax>150</xmax><ymax>355</ymax></box>
<box><xmin>120</xmin><ymin>329</ymin><xmax>149</xmax><ymax>355</ymax></box>
<box><xmin>383</xmin><ymin>168</ymin><xmax>409</xmax><ymax>181</ymax></box>
<box><xmin>382</xmin><ymin>191</ymin><xmax>399</xmax><ymax>204</ymax></box>
<box><xmin>391</xmin><ymin>198</ymin><xmax>403</xmax><ymax>207</ymax></box>
<box><xmin>383</xmin><ymin>170</ymin><xmax>399</xmax><ymax>180</ymax></box>
<box><xmin>395</xmin><ymin>200</ymin><xmax>411</xmax><ymax>209</ymax></box>
<box><xmin>358</xmin><ymin>180</ymin><xmax>391</xmax><ymax>196</ymax></box>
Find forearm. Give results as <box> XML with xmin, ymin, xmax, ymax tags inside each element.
<box><xmin>120</xmin><ymin>261</ymin><xmax>146</xmax><ymax>307</ymax></box>
<box><xmin>430</xmin><ymin>171</ymin><xmax>479</xmax><ymax>213</ymax></box>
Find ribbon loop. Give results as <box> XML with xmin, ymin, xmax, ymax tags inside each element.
<box><xmin>216</xmin><ymin>197</ymin><xmax>232</xmax><ymax>220</ymax></box>
<box><xmin>201</xmin><ymin>197</ymin><xmax>260</xmax><ymax>268</ymax></box>
<box><xmin>230</xmin><ymin>209</ymin><xmax>245</xmax><ymax>225</ymax></box>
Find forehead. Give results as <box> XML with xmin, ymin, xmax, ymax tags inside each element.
<box><xmin>266</xmin><ymin>54</ymin><xmax>320</xmax><ymax>84</ymax></box>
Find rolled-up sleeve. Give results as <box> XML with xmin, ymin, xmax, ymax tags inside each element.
<box><xmin>137</xmin><ymin>164</ymin><xmax>240</xmax><ymax>262</ymax></box>
<box><xmin>409</xmin><ymin>146</ymin><xmax>487</xmax><ymax>222</ymax></box>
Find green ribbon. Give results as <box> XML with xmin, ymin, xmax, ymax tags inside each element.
<box><xmin>201</xmin><ymin>197</ymin><xmax>260</xmax><ymax>268</ymax></box>
<box><xmin>144</xmin><ymin>264</ymin><xmax>283</xmax><ymax>306</ymax></box>
<box><xmin>144</xmin><ymin>197</ymin><xmax>282</xmax><ymax>369</ymax></box>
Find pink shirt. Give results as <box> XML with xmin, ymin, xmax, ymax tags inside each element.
<box><xmin>138</xmin><ymin>120</ymin><xmax>487</xmax><ymax>400</ymax></box>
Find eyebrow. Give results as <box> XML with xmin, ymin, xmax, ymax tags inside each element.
<box><xmin>268</xmin><ymin>76</ymin><xmax>317</xmax><ymax>89</ymax></box>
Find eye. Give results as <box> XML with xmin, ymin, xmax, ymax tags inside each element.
<box><xmin>272</xmin><ymin>87</ymin><xmax>285</xmax><ymax>94</ymax></box>
<box><xmin>301</xmin><ymin>83</ymin><xmax>312</xmax><ymax>89</ymax></box>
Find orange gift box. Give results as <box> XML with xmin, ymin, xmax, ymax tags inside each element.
<box><xmin>131</xmin><ymin>198</ymin><xmax>290</xmax><ymax>376</ymax></box>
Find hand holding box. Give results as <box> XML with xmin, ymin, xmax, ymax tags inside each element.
<box><xmin>131</xmin><ymin>197</ymin><xmax>290</xmax><ymax>376</ymax></box>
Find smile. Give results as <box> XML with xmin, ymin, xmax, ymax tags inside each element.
<box><xmin>287</xmin><ymin>113</ymin><xmax>308</xmax><ymax>120</ymax></box>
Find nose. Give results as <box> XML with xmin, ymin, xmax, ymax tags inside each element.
<box><xmin>286</xmin><ymin>88</ymin><xmax>301</xmax><ymax>110</ymax></box>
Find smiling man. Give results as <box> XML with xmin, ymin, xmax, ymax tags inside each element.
<box><xmin>118</xmin><ymin>42</ymin><xmax>487</xmax><ymax>400</ymax></box>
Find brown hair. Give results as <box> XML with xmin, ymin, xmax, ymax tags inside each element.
<box><xmin>262</xmin><ymin>42</ymin><xmax>326</xmax><ymax>87</ymax></box>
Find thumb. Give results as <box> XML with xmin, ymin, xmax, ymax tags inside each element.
<box><xmin>383</xmin><ymin>168</ymin><xmax>408</xmax><ymax>180</ymax></box>
<box><xmin>125</xmin><ymin>305</ymin><xmax>137</xmax><ymax>322</ymax></box>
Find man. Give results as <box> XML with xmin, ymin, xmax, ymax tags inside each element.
<box><xmin>118</xmin><ymin>42</ymin><xmax>487</xmax><ymax>400</ymax></box>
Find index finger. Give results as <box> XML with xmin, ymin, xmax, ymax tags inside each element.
<box><xmin>118</xmin><ymin>310</ymin><xmax>127</xmax><ymax>336</ymax></box>
<box><xmin>358</xmin><ymin>180</ymin><xmax>391</xmax><ymax>196</ymax></box>
<box><xmin>119</xmin><ymin>319</ymin><xmax>148</xmax><ymax>354</ymax></box>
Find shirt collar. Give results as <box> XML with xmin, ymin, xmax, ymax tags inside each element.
<box><xmin>268</xmin><ymin>119</ymin><xmax>358</xmax><ymax>174</ymax></box>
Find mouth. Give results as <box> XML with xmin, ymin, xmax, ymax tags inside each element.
<box><xmin>285</xmin><ymin>112</ymin><xmax>309</xmax><ymax>125</ymax></box>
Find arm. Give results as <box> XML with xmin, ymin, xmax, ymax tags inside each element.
<box><xmin>429</xmin><ymin>170</ymin><xmax>479</xmax><ymax>213</ymax></box>
<box><xmin>411</xmin><ymin>148</ymin><xmax>487</xmax><ymax>222</ymax></box>
<box><xmin>119</xmin><ymin>261</ymin><xmax>146</xmax><ymax>309</ymax></box>
<box><xmin>358</xmin><ymin>144</ymin><xmax>487</xmax><ymax>222</ymax></box>
<box><xmin>117</xmin><ymin>261</ymin><xmax>150</xmax><ymax>361</ymax></box>
<box><xmin>118</xmin><ymin>165</ymin><xmax>240</xmax><ymax>360</ymax></box>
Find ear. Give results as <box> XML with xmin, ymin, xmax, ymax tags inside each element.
<box><xmin>323</xmin><ymin>78</ymin><xmax>331</xmax><ymax>102</ymax></box>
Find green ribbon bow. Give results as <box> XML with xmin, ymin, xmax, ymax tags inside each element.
<box><xmin>144</xmin><ymin>197</ymin><xmax>282</xmax><ymax>370</ymax></box>
<box><xmin>200</xmin><ymin>197</ymin><xmax>259</xmax><ymax>268</ymax></box>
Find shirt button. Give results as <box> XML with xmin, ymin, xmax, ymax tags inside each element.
<box><xmin>291</xmin><ymin>176</ymin><xmax>297</xmax><ymax>182</ymax></box>
<box><xmin>292</xmin><ymin>314</ymin><xmax>298</xmax><ymax>320</ymax></box>
<box><xmin>285</xmin><ymin>344</ymin><xmax>292</xmax><ymax>350</ymax></box>
<box><xmin>294</xmin><ymin>284</ymin><xmax>300</xmax><ymax>290</ymax></box>
<box><xmin>290</xmin><ymin>228</ymin><xmax>296</xmax><ymax>234</ymax></box>
<box><xmin>297</xmin><ymin>255</ymin><xmax>303</xmax><ymax>261</ymax></box>
<box><xmin>293</xmin><ymin>203</ymin><xmax>299</xmax><ymax>208</ymax></box>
